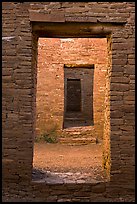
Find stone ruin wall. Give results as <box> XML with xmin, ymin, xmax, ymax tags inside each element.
<box><xmin>2</xmin><ymin>2</ymin><xmax>135</xmax><ymax>202</ymax></box>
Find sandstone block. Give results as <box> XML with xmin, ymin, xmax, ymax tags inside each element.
<box><xmin>110</xmin><ymin>83</ymin><xmax>129</xmax><ymax>91</ymax></box>
<box><xmin>29</xmin><ymin>11</ymin><xmax>65</xmax><ymax>22</ymax></box>
<box><xmin>112</xmin><ymin>59</ymin><xmax>127</xmax><ymax>65</ymax></box>
<box><xmin>128</xmin><ymin>59</ymin><xmax>135</xmax><ymax>65</ymax></box>
<box><xmin>111</xmin><ymin>77</ymin><xmax>129</xmax><ymax>83</ymax></box>
<box><xmin>111</xmin><ymin>119</ymin><xmax>124</xmax><ymax>125</ymax></box>
<box><xmin>110</xmin><ymin>111</ymin><xmax>123</xmax><ymax>118</ymax></box>
<box><xmin>92</xmin><ymin>183</ymin><xmax>106</xmax><ymax>193</ymax></box>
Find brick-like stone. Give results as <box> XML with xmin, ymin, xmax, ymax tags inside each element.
<box><xmin>92</xmin><ymin>183</ymin><xmax>106</xmax><ymax>193</ymax></box>
<box><xmin>111</xmin><ymin>119</ymin><xmax>124</xmax><ymax>125</ymax></box>
<box><xmin>110</xmin><ymin>83</ymin><xmax>129</xmax><ymax>91</ymax></box>
<box><xmin>29</xmin><ymin>11</ymin><xmax>65</xmax><ymax>22</ymax></box>
<box><xmin>2</xmin><ymin>2</ymin><xmax>135</xmax><ymax>202</ymax></box>
<box><xmin>110</xmin><ymin>111</ymin><xmax>123</xmax><ymax>118</ymax></box>
<box><xmin>112</xmin><ymin>59</ymin><xmax>127</xmax><ymax>65</ymax></box>
<box><xmin>113</xmin><ymin>43</ymin><xmax>132</xmax><ymax>50</ymax></box>
<box><xmin>111</xmin><ymin>77</ymin><xmax>129</xmax><ymax>83</ymax></box>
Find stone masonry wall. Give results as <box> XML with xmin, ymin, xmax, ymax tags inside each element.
<box><xmin>2</xmin><ymin>2</ymin><xmax>135</xmax><ymax>202</ymax></box>
<box><xmin>36</xmin><ymin>38</ymin><xmax>108</xmax><ymax>140</ymax></box>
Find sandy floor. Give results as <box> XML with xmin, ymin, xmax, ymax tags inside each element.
<box><xmin>32</xmin><ymin>142</ymin><xmax>107</xmax><ymax>183</ymax></box>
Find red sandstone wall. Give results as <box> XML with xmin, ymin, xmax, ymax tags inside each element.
<box><xmin>36</xmin><ymin>38</ymin><xmax>108</xmax><ymax>140</ymax></box>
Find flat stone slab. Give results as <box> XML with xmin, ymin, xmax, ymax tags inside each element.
<box><xmin>32</xmin><ymin>169</ymin><xmax>105</xmax><ymax>184</ymax></box>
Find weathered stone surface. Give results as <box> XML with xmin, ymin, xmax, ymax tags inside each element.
<box><xmin>29</xmin><ymin>11</ymin><xmax>65</xmax><ymax>22</ymax></box>
<box><xmin>92</xmin><ymin>183</ymin><xmax>106</xmax><ymax>193</ymax></box>
<box><xmin>110</xmin><ymin>83</ymin><xmax>129</xmax><ymax>91</ymax></box>
<box><xmin>2</xmin><ymin>1</ymin><xmax>135</xmax><ymax>202</ymax></box>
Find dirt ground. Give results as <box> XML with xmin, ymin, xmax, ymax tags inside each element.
<box><xmin>32</xmin><ymin>142</ymin><xmax>107</xmax><ymax>182</ymax></box>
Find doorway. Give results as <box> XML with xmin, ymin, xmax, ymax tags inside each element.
<box><xmin>31</xmin><ymin>22</ymin><xmax>111</xmax><ymax>184</ymax></box>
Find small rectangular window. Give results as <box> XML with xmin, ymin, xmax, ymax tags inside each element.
<box><xmin>66</xmin><ymin>79</ymin><xmax>81</xmax><ymax>112</ymax></box>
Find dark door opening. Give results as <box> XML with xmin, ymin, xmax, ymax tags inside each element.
<box><xmin>66</xmin><ymin>79</ymin><xmax>81</xmax><ymax>112</ymax></box>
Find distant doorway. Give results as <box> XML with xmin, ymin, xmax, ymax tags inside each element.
<box><xmin>64</xmin><ymin>64</ymin><xmax>94</xmax><ymax>128</ymax></box>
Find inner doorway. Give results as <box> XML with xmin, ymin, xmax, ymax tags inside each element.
<box><xmin>64</xmin><ymin>64</ymin><xmax>94</xmax><ymax>128</ymax></box>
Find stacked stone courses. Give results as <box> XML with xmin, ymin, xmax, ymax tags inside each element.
<box><xmin>2</xmin><ymin>2</ymin><xmax>135</xmax><ymax>202</ymax></box>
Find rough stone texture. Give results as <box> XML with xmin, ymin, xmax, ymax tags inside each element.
<box><xmin>36</xmin><ymin>38</ymin><xmax>108</xmax><ymax>140</ymax></box>
<box><xmin>2</xmin><ymin>2</ymin><xmax>135</xmax><ymax>202</ymax></box>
